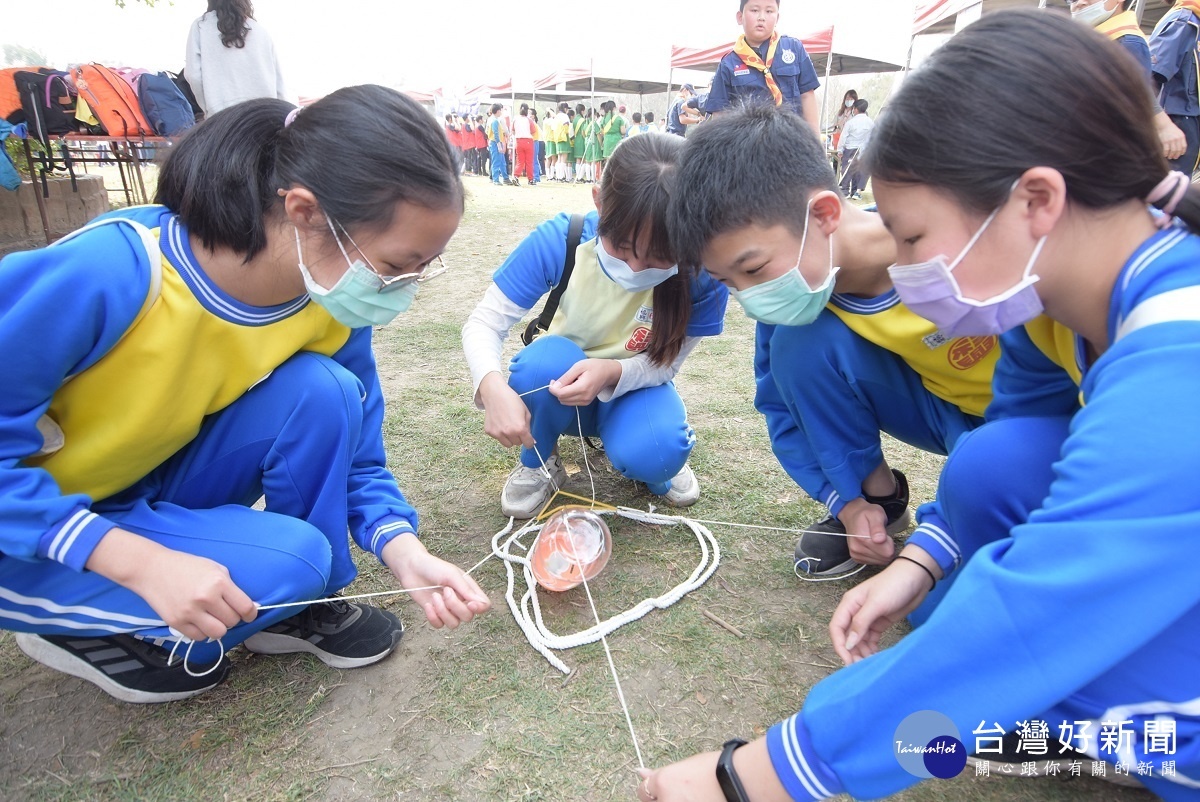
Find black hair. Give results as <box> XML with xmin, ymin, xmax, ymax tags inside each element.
<box><xmin>645</xmin><ymin>111</ymin><xmax>655</xmax><ymax>124</ymax></box>
<box><xmin>632</xmin><ymin>112</ymin><xmax>643</xmax><ymax>124</ymax></box>
<box><xmin>207</xmin><ymin>0</ymin><xmax>253</xmax><ymax>49</ymax></box>
<box><xmin>853</xmin><ymin>98</ymin><xmax>868</xmax><ymax>114</ymax></box>
<box><xmin>596</xmin><ymin>134</ymin><xmax>691</xmax><ymax>366</ymax></box>
<box><xmin>444</xmin><ymin>113</ymin><xmax>452</xmax><ymax>122</ymax></box>
<box><xmin>490</xmin><ymin>103</ymin><xmax>503</xmax><ymax>115</ymax></box>
<box><xmin>576</xmin><ymin>103</ymin><xmax>586</xmax><ymax>114</ymax></box>
<box><xmin>669</xmin><ymin>103</ymin><xmax>835</xmax><ymax>271</ymax></box>
<box><xmin>155</xmin><ymin>86</ymin><xmax>463</xmax><ymax>261</ymax></box>
<box><xmin>866</xmin><ymin>9</ymin><xmax>1196</xmax><ymax>226</ymax></box>
<box><xmin>520</xmin><ymin>102</ymin><xmax>529</xmax><ymax>115</ymax></box>
<box><xmin>739</xmin><ymin>0</ymin><xmax>778</xmax><ymax>11</ymax></box>
<box><xmin>559</xmin><ymin>102</ymin><xmax>570</xmax><ymax>112</ymax></box>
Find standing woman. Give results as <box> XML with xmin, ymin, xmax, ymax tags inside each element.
<box><xmin>583</xmin><ymin>109</ymin><xmax>603</xmax><ymax>184</ymax></box>
<box><xmin>462</xmin><ymin>134</ymin><xmax>729</xmax><ymax>519</ymax></box>
<box><xmin>0</xmin><ymin>86</ymin><xmax>489</xmax><ymax>704</ymax></box>
<box><xmin>185</xmin><ymin>0</ymin><xmax>288</xmax><ymax>116</ymax></box>
<box><xmin>637</xmin><ymin>11</ymin><xmax>1200</xmax><ymax>800</ymax></box>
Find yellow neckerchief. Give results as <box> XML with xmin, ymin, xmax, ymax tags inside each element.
<box><xmin>1097</xmin><ymin>9</ymin><xmax>1147</xmax><ymax>40</ymax></box>
<box><xmin>1172</xmin><ymin>0</ymin><xmax>1200</xmax><ymax>17</ymax></box>
<box><xmin>733</xmin><ymin>31</ymin><xmax>783</xmax><ymax>106</ymax></box>
<box><xmin>600</xmin><ymin>112</ymin><xmax>616</xmax><ymax>136</ymax></box>
<box><xmin>573</xmin><ymin>115</ymin><xmax>587</xmax><ymax>137</ymax></box>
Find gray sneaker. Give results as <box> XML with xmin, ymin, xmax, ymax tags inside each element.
<box><xmin>657</xmin><ymin>464</ymin><xmax>700</xmax><ymax>507</ymax></box>
<box><xmin>501</xmin><ymin>454</ymin><xmax>567</xmax><ymax>518</ymax></box>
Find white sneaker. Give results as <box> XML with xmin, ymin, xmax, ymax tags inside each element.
<box><xmin>501</xmin><ymin>454</ymin><xmax>567</xmax><ymax>519</ymax></box>
<box><xmin>659</xmin><ymin>464</ymin><xmax>700</xmax><ymax>507</ymax></box>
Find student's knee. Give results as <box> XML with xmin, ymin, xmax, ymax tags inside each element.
<box><xmin>939</xmin><ymin>416</ymin><xmax>1071</xmax><ymax>539</ymax></box>
<box><xmin>268</xmin><ymin>352</ymin><xmax>365</xmax><ymax>438</ymax></box>
<box><xmin>603</xmin><ymin>391</ymin><xmax>694</xmax><ymax>484</ymax></box>
<box><xmin>509</xmin><ymin>335</ymin><xmax>587</xmax><ymax>394</ymax></box>
<box><xmin>234</xmin><ymin>514</ymin><xmax>334</xmax><ymax>604</ymax></box>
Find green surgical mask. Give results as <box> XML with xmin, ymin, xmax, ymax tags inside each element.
<box><xmin>731</xmin><ymin>200</ymin><xmax>839</xmax><ymax>327</ymax></box>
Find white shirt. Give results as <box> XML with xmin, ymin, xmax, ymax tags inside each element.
<box><xmin>513</xmin><ymin>114</ymin><xmax>533</xmax><ymax>139</ymax></box>
<box><xmin>839</xmin><ymin>113</ymin><xmax>875</xmax><ymax>153</ymax></box>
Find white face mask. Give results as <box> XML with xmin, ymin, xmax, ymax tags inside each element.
<box><xmin>594</xmin><ymin>237</ymin><xmax>679</xmax><ymax>292</ymax></box>
<box><xmin>845</xmin><ymin>99</ymin><xmax>855</xmax><ymax>108</ymax></box>
<box><xmin>1072</xmin><ymin>1</ymin><xmax>1117</xmax><ymax>27</ymax></box>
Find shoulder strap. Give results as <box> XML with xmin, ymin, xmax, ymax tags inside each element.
<box><xmin>521</xmin><ymin>214</ymin><xmax>586</xmax><ymax>345</ymax></box>
<box><xmin>1114</xmin><ymin>285</ymin><xmax>1200</xmax><ymax>343</ymax></box>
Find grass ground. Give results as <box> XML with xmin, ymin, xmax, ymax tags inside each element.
<box><xmin>0</xmin><ymin>178</ymin><xmax>1153</xmax><ymax>802</ymax></box>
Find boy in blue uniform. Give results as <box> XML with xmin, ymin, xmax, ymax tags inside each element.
<box><xmin>669</xmin><ymin>104</ymin><xmax>997</xmax><ymax>580</ymax></box>
<box><xmin>638</xmin><ymin>13</ymin><xmax>1200</xmax><ymax>800</ymax></box>
<box><xmin>705</xmin><ymin>0</ymin><xmax>821</xmax><ymax>133</ymax></box>
<box><xmin>1150</xmin><ymin>0</ymin><xmax>1200</xmax><ymax>172</ymax></box>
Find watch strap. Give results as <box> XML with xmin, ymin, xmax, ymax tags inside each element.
<box><xmin>716</xmin><ymin>737</ymin><xmax>750</xmax><ymax>802</ymax></box>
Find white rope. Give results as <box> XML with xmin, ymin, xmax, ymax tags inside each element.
<box><xmin>491</xmin><ymin>505</ymin><xmax>720</xmax><ymax>674</ymax></box>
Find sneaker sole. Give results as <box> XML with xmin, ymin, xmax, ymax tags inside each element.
<box><xmin>15</xmin><ymin>633</ymin><xmax>224</xmax><ymax>704</ymax></box>
<box><xmin>242</xmin><ymin>626</ymin><xmax>403</xmax><ymax>669</ymax></box>
<box><xmin>794</xmin><ymin>509</ymin><xmax>915</xmax><ymax>578</ymax></box>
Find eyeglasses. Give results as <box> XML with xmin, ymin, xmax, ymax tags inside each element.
<box><xmin>334</xmin><ymin>221</ymin><xmax>439</xmax><ymax>294</ymax></box>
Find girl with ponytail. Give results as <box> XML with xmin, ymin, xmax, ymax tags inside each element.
<box><xmin>0</xmin><ymin>87</ymin><xmax>489</xmax><ymax>705</ymax></box>
<box><xmin>638</xmin><ymin>10</ymin><xmax>1200</xmax><ymax>801</ymax></box>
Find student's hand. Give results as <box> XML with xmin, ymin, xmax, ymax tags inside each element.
<box><xmin>478</xmin><ymin>372</ymin><xmax>535</xmax><ymax>449</ymax></box>
<box><xmin>549</xmin><ymin>358</ymin><xmax>622</xmax><ymax>406</ymax></box>
<box><xmin>1156</xmin><ymin>113</ymin><xmax>1187</xmax><ymax>161</ymax></box>
<box><xmin>829</xmin><ymin>550</ymin><xmax>935</xmax><ymax>664</ymax></box>
<box><xmin>86</xmin><ymin>528</ymin><xmax>258</xmax><ymax>642</ymax></box>
<box><xmin>838</xmin><ymin>498</ymin><xmax>896</xmax><ymax>565</ymax></box>
<box><xmin>636</xmin><ymin>739</ymin><xmax>793</xmax><ymax>801</ymax></box>
<box><xmin>382</xmin><ymin>535</ymin><xmax>491</xmax><ymax>629</ymax></box>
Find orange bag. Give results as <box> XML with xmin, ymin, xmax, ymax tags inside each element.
<box><xmin>72</xmin><ymin>64</ymin><xmax>152</xmax><ymax>138</ymax></box>
<box><xmin>0</xmin><ymin>66</ymin><xmax>49</xmax><ymax>120</ymax></box>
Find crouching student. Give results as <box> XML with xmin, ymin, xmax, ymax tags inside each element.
<box><xmin>638</xmin><ymin>11</ymin><xmax>1200</xmax><ymax>800</ymax></box>
<box><xmin>462</xmin><ymin>134</ymin><xmax>729</xmax><ymax>519</ymax></box>
<box><xmin>0</xmin><ymin>87</ymin><xmax>490</xmax><ymax>704</ymax></box>
<box><xmin>669</xmin><ymin>103</ymin><xmax>998</xmax><ymax>580</ymax></box>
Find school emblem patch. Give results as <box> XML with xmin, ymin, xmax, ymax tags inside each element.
<box><xmin>781</xmin><ymin>48</ymin><xmax>796</xmax><ymax>64</ymax></box>
<box><xmin>947</xmin><ymin>336</ymin><xmax>997</xmax><ymax>370</ymax></box>
<box><xmin>626</xmin><ymin>327</ymin><xmax>652</xmax><ymax>353</ymax></box>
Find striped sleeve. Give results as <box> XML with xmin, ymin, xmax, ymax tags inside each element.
<box><xmin>766</xmin><ymin>714</ymin><xmax>843</xmax><ymax>800</ymax></box>
<box><xmin>36</xmin><ymin>507</ymin><xmax>117</xmax><ymax>572</ymax></box>
<box><xmin>906</xmin><ymin>504</ymin><xmax>961</xmax><ymax>577</ymax></box>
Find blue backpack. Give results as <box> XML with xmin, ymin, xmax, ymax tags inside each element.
<box><xmin>136</xmin><ymin>72</ymin><xmax>195</xmax><ymax>136</ymax></box>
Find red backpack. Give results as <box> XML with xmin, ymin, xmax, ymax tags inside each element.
<box><xmin>73</xmin><ymin>64</ymin><xmax>152</xmax><ymax>138</ymax></box>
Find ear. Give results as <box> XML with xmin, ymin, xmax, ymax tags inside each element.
<box><xmin>810</xmin><ymin>190</ymin><xmax>844</xmax><ymax>236</ymax></box>
<box><xmin>736</xmin><ymin>10</ymin><xmax>744</xmax><ymax>26</ymax></box>
<box><xmin>1013</xmin><ymin>167</ymin><xmax>1067</xmax><ymax>239</ymax></box>
<box><xmin>592</xmin><ymin>184</ymin><xmax>602</xmax><ymax>214</ymax></box>
<box><xmin>281</xmin><ymin>186</ymin><xmax>326</xmax><ymax>231</ymax></box>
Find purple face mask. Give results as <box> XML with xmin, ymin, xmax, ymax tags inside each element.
<box><xmin>887</xmin><ymin>203</ymin><xmax>1047</xmax><ymax>338</ymax></box>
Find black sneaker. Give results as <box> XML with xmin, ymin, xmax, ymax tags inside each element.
<box><xmin>794</xmin><ymin>469</ymin><xmax>912</xmax><ymax>578</ymax></box>
<box><xmin>243</xmin><ymin>600</ymin><xmax>403</xmax><ymax>669</ymax></box>
<box><xmin>15</xmin><ymin>632</ymin><xmax>230</xmax><ymax>704</ymax></box>
<box><xmin>967</xmin><ymin>731</ymin><xmax>1143</xmax><ymax>789</ymax></box>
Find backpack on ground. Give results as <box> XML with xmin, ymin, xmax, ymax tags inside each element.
<box><xmin>12</xmin><ymin>69</ymin><xmax>76</xmax><ymax>144</ymax></box>
<box><xmin>522</xmin><ymin>214</ymin><xmax>587</xmax><ymax>345</ymax></box>
<box><xmin>136</xmin><ymin>72</ymin><xmax>195</xmax><ymax>136</ymax></box>
<box><xmin>73</xmin><ymin>64</ymin><xmax>152</xmax><ymax>138</ymax></box>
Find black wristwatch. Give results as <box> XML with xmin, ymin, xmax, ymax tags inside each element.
<box><xmin>716</xmin><ymin>738</ymin><xmax>750</xmax><ymax>802</ymax></box>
